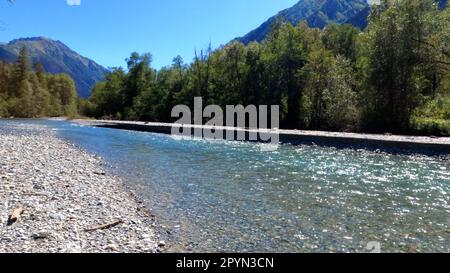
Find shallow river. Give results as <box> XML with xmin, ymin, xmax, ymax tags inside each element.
<box><xmin>3</xmin><ymin>119</ymin><xmax>449</xmax><ymax>252</ymax></box>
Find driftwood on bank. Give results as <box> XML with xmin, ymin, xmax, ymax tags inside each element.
<box><xmin>84</xmin><ymin>220</ymin><xmax>124</xmax><ymax>232</ymax></box>
<box><xmin>7</xmin><ymin>207</ymin><xmax>25</xmax><ymax>226</ymax></box>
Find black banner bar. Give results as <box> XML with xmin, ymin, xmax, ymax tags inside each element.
<box><xmin>0</xmin><ymin>253</ymin><xmax>445</xmax><ymax>272</ymax></box>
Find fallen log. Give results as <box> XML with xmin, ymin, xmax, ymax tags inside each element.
<box><xmin>84</xmin><ymin>220</ymin><xmax>124</xmax><ymax>232</ymax></box>
<box><xmin>7</xmin><ymin>207</ymin><xmax>25</xmax><ymax>226</ymax></box>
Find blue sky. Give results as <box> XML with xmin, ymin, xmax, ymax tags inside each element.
<box><xmin>0</xmin><ymin>0</ymin><xmax>298</xmax><ymax>69</ymax></box>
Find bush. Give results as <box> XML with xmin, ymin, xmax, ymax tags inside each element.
<box><xmin>411</xmin><ymin>117</ymin><xmax>450</xmax><ymax>136</ymax></box>
<box><xmin>414</xmin><ymin>95</ymin><xmax>450</xmax><ymax>120</ymax></box>
<box><xmin>411</xmin><ymin>94</ymin><xmax>450</xmax><ymax>136</ymax></box>
<box><xmin>0</xmin><ymin>94</ymin><xmax>9</xmax><ymax>117</ymax></box>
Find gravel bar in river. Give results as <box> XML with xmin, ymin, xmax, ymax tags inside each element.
<box><xmin>0</xmin><ymin>122</ymin><xmax>160</xmax><ymax>253</ymax></box>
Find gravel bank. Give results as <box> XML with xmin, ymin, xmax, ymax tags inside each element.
<box><xmin>74</xmin><ymin>119</ymin><xmax>450</xmax><ymax>156</ymax></box>
<box><xmin>0</xmin><ymin>122</ymin><xmax>160</xmax><ymax>253</ymax></box>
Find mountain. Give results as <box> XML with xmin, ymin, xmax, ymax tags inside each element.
<box><xmin>344</xmin><ymin>5</ymin><xmax>371</xmax><ymax>29</ymax></box>
<box><xmin>0</xmin><ymin>37</ymin><xmax>108</xmax><ymax>98</ymax></box>
<box><xmin>236</xmin><ymin>0</ymin><xmax>370</xmax><ymax>45</ymax></box>
<box><xmin>438</xmin><ymin>0</ymin><xmax>448</xmax><ymax>9</ymax></box>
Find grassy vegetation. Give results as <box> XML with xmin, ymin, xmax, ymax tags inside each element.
<box><xmin>411</xmin><ymin>95</ymin><xmax>450</xmax><ymax>136</ymax></box>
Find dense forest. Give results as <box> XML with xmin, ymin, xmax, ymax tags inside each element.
<box><xmin>0</xmin><ymin>47</ymin><xmax>78</xmax><ymax>118</ymax></box>
<box><xmin>1</xmin><ymin>0</ymin><xmax>449</xmax><ymax>136</ymax></box>
<box><xmin>80</xmin><ymin>0</ymin><xmax>450</xmax><ymax>135</ymax></box>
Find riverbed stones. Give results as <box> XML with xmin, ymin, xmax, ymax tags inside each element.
<box><xmin>0</xmin><ymin>123</ymin><xmax>158</xmax><ymax>253</ymax></box>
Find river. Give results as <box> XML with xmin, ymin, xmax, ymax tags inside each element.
<box><xmin>3</xmin><ymin>119</ymin><xmax>449</xmax><ymax>252</ymax></box>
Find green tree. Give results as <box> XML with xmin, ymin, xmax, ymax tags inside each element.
<box><xmin>9</xmin><ymin>79</ymin><xmax>34</xmax><ymax>117</ymax></box>
<box><xmin>323</xmin><ymin>56</ymin><xmax>359</xmax><ymax>131</ymax></box>
<box><xmin>123</xmin><ymin>52</ymin><xmax>155</xmax><ymax>119</ymax></box>
<box><xmin>322</xmin><ymin>23</ymin><xmax>360</xmax><ymax>62</ymax></box>
<box><xmin>80</xmin><ymin>1</ymin><xmax>448</xmax><ymax>136</ymax></box>
<box><xmin>30</xmin><ymin>72</ymin><xmax>50</xmax><ymax>116</ymax></box>
<box><xmin>47</xmin><ymin>74</ymin><xmax>78</xmax><ymax>117</ymax></box>
<box><xmin>363</xmin><ymin>0</ymin><xmax>445</xmax><ymax>132</ymax></box>
<box><xmin>0</xmin><ymin>92</ymin><xmax>9</xmax><ymax>117</ymax></box>
<box><xmin>88</xmin><ymin>68</ymin><xmax>126</xmax><ymax>119</ymax></box>
<box><xmin>300</xmin><ymin>44</ymin><xmax>334</xmax><ymax>129</ymax></box>
<box><xmin>0</xmin><ymin>48</ymin><xmax>79</xmax><ymax>118</ymax></box>
<box><xmin>209</xmin><ymin>42</ymin><xmax>248</xmax><ymax>105</ymax></box>
<box><xmin>12</xmin><ymin>47</ymin><xmax>31</xmax><ymax>94</ymax></box>
<box><xmin>262</xmin><ymin>21</ymin><xmax>313</xmax><ymax>128</ymax></box>
<box><xmin>7</xmin><ymin>47</ymin><xmax>34</xmax><ymax>117</ymax></box>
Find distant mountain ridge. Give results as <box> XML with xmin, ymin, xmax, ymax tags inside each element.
<box><xmin>236</xmin><ymin>0</ymin><xmax>448</xmax><ymax>45</ymax></box>
<box><xmin>236</xmin><ymin>0</ymin><xmax>369</xmax><ymax>45</ymax></box>
<box><xmin>0</xmin><ymin>37</ymin><xmax>108</xmax><ymax>98</ymax></box>
<box><xmin>438</xmin><ymin>0</ymin><xmax>449</xmax><ymax>9</ymax></box>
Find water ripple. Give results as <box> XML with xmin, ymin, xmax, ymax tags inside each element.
<box><xmin>4</xmin><ymin>119</ymin><xmax>447</xmax><ymax>253</ymax></box>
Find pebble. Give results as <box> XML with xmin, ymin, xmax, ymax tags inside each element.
<box><xmin>0</xmin><ymin>122</ymin><xmax>158</xmax><ymax>253</ymax></box>
<box><xmin>106</xmin><ymin>244</ymin><xmax>119</xmax><ymax>251</ymax></box>
<box><xmin>50</xmin><ymin>213</ymin><xmax>65</xmax><ymax>221</ymax></box>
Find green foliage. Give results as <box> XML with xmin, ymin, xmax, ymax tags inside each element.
<box><xmin>0</xmin><ymin>93</ymin><xmax>9</xmax><ymax>117</ymax></box>
<box><xmin>0</xmin><ymin>47</ymin><xmax>79</xmax><ymax>118</ymax></box>
<box><xmin>360</xmin><ymin>0</ymin><xmax>449</xmax><ymax>132</ymax></box>
<box><xmin>85</xmin><ymin>0</ymin><xmax>449</xmax><ymax>135</ymax></box>
<box><xmin>322</xmin><ymin>23</ymin><xmax>360</xmax><ymax>62</ymax></box>
<box><xmin>412</xmin><ymin>92</ymin><xmax>450</xmax><ymax>136</ymax></box>
<box><xmin>300</xmin><ymin>42</ymin><xmax>334</xmax><ymax>129</ymax></box>
<box><xmin>323</xmin><ymin>56</ymin><xmax>360</xmax><ymax>131</ymax></box>
<box><xmin>47</xmin><ymin>74</ymin><xmax>78</xmax><ymax>117</ymax></box>
<box><xmin>414</xmin><ymin>94</ymin><xmax>450</xmax><ymax>120</ymax></box>
<box><xmin>411</xmin><ymin>117</ymin><xmax>450</xmax><ymax>136</ymax></box>
<box><xmin>123</xmin><ymin>52</ymin><xmax>155</xmax><ymax>111</ymax></box>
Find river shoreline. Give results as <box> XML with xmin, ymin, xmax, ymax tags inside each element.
<box><xmin>74</xmin><ymin>119</ymin><xmax>450</xmax><ymax>156</ymax></box>
<box><xmin>0</xmin><ymin>121</ymin><xmax>160</xmax><ymax>253</ymax></box>
<box><xmin>2</xmin><ymin>119</ymin><xmax>448</xmax><ymax>253</ymax></box>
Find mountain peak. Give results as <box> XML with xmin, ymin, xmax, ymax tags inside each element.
<box><xmin>9</xmin><ymin>36</ymin><xmax>52</xmax><ymax>43</ymax></box>
<box><xmin>0</xmin><ymin>37</ymin><xmax>108</xmax><ymax>98</ymax></box>
<box><xmin>236</xmin><ymin>0</ymin><xmax>369</xmax><ymax>45</ymax></box>
<box><xmin>8</xmin><ymin>37</ymin><xmax>77</xmax><ymax>55</ymax></box>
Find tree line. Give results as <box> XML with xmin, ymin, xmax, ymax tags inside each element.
<box><xmin>2</xmin><ymin>0</ymin><xmax>448</xmax><ymax>135</ymax></box>
<box><xmin>0</xmin><ymin>47</ymin><xmax>78</xmax><ymax>118</ymax></box>
<box><xmin>82</xmin><ymin>0</ymin><xmax>449</xmax><ymax>134</ymax></box>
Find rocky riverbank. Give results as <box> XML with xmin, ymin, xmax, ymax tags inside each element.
<box><xmin>0</xmin><ymin>122</ymin><xmax>160</xmax><ymax>253</ymax></box>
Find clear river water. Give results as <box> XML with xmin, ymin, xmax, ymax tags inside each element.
<box><xmin>3</xmin><ymin>119</ymin><xmax>449</xmax><ymax>252</ymax></box>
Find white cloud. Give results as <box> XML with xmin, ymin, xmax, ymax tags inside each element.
<box><xmin>66</xmin><ymin>0</ymin><xmax>81</xmax><ymax>6</ymax></box>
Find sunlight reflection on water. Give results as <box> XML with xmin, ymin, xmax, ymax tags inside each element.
<box><xmin>2</xmin><ymin>119</ymin><xmax>448</xmax><ymax>253</ymax></box>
